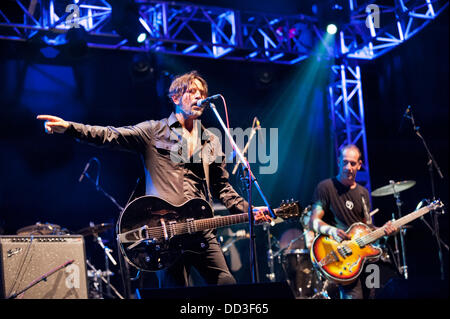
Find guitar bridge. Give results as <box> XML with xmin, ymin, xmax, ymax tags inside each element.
<box><xmin>318</xmin><ymin>250</ymin><xmax>340</xmax><ymax>267</ymax></box>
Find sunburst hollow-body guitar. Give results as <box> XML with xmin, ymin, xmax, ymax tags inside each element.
<box><xmin>311</xmin><ymin>200</ymin><xmax>443</xmax><ymax>285</ymax></box>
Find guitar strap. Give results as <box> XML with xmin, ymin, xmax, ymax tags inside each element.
<box><xmin>202</xmin><ymin>148</ymin><xmax>213</xmax><ymax>205</ymax></box>
<box><xmin>361</xmin><ymin>195</ymin><xmax>373</xmax><ymax>226</ymax></box>
<box><xmin>201</xmin><ymin>125</ymin><xmax>214</xmax><ymax>208</ymax></box>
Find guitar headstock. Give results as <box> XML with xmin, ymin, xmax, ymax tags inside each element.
<box><xmin>274</xmin><ymin>199</ymin><xmax>302</xmax><ymax>220</ymax></box>
<box><xmin>429</xmin><ymin>199</ymin><xmax>444</xmax><ymax>211</ymax></box>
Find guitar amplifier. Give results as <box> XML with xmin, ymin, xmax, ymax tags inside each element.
<box><xmin>0</xmin><ymin>235</ymin><xmax>88</xmax><ymax>299</ymax></box>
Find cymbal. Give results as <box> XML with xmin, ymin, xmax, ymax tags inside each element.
<box><xmin>77</xmin><ymin>223</ymin><xmax>113</xmax><ymax>236</ymax></box>
<box><xmin>17</xmin><ymin>222</ymin><xmax>65</xmax><ymax>236</ymax></box>
<box><xmin>371</xmin><ymin>180</ymin><xmax>416</xmax><ymax>197</ymax></box>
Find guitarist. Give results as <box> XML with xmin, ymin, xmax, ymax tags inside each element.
<box><xmin>37</xmin><ymin>70</ymin><xmax>270</xmax><ymax>289</ymax></box>
<box><xmin>309</xmin><ymin>144</ymin><xmax>397</xmax><ymax>299</ymax></box>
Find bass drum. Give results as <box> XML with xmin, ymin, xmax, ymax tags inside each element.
<box><xmin>278</xmin><ymin>229</ymin><xmax>339</xmax><ymax>299</ymax></box>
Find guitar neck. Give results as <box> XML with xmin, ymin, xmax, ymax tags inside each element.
<box><xmin>193</xmin><ymin>213</ymin><xmax>250</xmax><ymax>232</ymax></box>
<box><xmin>360</xmin><ymin>205</ymin><xmax>432</xmax><ymax>246</ymax></box>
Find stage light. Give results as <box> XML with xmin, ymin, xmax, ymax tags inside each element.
<box><xmin>313</xmin><ymin>1</ymin><xmax>350</xmax><ymax>36</ymax></box>
<box><xmin>137</xmin><ymin>32</ymin><xmax>147</xmax><ymax>43</ymax></box>
<box><xmin>110</xmin><ymin>0</ymin><xmax>149</xmax><ymax>46</ymax></box>
<box><xmin>327</xmin><ymin>24</ymin><xmax>337</xmax><ymax>35</ymax></box>
<box><xmin>65</xmin><ymin>26</ymin><xmax>88</xmax><ymax>57</ymax></box>
<box><xmin>130</xmin><ymin>52</ymin><xmax>155</xmax><ymax>81</ymax></box>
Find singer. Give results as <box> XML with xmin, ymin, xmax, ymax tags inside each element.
<box><xmin>36</xmin><ymin>70</ymin><xmax>270</xmax><ymax>288</ymax></box>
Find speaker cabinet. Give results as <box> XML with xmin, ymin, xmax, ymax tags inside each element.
<box><xmin>0</xmin><ymin>235</ymin><xmax>88</xmax><ymax>299</ymax></box>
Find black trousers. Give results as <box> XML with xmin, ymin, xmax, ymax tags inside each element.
<box><xmin>156</xmin><ymin>232</ymin><xmax>236</xmax><ymax>288</ymax></box>
<box><xmin>338</xmin><ymin>260</ymin><xmax>399</xmax><ymax>299</ymax></box>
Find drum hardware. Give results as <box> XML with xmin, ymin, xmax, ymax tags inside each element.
<box><xmin>369</xmin><ymin>208</ymin><xmax>379</xmax><ymax>217</ymax></box>
<box><xmin>77</xmin><ymin>223</ymin><xmax>113</xmax><ymax>237</ymax></box>
<box><xmin>404</xmin><ymin>105</ymin><xmax>446</xmax><ymax>279</ymax></box>
<box><xmin>264</xmin><ymin>223</ymin><xmax>277</xmax><ymax>282</ymax></box>
<box><xmin>78</xmin><ymin>158</ymin><xmax>134</xmax><ymax>298</ymax></box>
<box><xmin>78</xmin><ymin>222</ymin><xmax>118</xmax><ymax>298</ymax></box>
<box><xmin>86</xmin><ymin>259</ymin><xmax>123</xmax><ymax>299</ymax></box>
<box><xmin>372</xmin><ymin>180</ymin><xmax>416</xmax><ymax>280</ymax></box>
<box><xmin>16</xmin><ymin>222</ymin><xmax>69</xmax><ymax>236</ymax></box>
<box><xmin>416</xmin><ymin>199</ymin><xmax>449</xmax><ymax>251</ymax></box>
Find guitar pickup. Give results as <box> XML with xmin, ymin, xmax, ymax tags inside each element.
<box><xmin>337</xmin><ymin>245</ymin><xmax>352</xmax><ymax>258</ymax></box>
<box><xmin>186</xmin><ymin>218</ymin><xmax>196</xmax><ymax>234</ymax></box>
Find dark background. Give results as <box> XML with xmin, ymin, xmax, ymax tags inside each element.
<box><xmin>0</xmin><ymin>0</ymin><xmax>448</xmax><ymax>298</ymax></box>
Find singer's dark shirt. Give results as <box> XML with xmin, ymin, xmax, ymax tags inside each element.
<box><xmin>65</xmin><ymin>112</ymin><xmax>248</xmax><ymax>215</ymax></box>
<box><xmin>312</xmin><ymin>177</ymin><xmax>371</xmax><ymax>230</ymax></box>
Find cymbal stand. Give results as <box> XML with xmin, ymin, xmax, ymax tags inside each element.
<box><xmin>86</xmin><ymin>259</ymin><xmax>124</xmax><ymax>299</ymax></box>
<box><xmin>92</xmin><ymin>231</ymin><xmax>117</xmax><ymax>298</ymax></box>
<box><xmin>406</xmin><ymin>106</ymin><xmax>447</xmax><ymax>280</ymax></box>
<box><xmin>263</xmin><ymin>223</ymin><xmax>276</xmax><ymax>282</ymax></box>
<box><xmin>391</xmin><ymin>182</ymin><xmax>408</xmax><ymax>279</ymax></box>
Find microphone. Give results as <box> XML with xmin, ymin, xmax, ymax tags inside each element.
<box><xmin>403</xmin><ymin>105</ymin><xmax>411</xmax><ymax>119</ymax></box>
<box><xmin>196</xmin><ymin>94</ymin><xmax>222</xmax><ymax>107</ymax></box>
<box><xmin>398</xmin><ymin>105</ymin><xmax>411</xmax><ymax>133</ymax></box>
<box><xmin>78</xmin><ymin>161</ymin><xmax>91</xmax><ymax>182</ymax></box>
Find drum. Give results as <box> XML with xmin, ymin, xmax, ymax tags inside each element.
<box><xmin>278</xmin><ymin>228</ymin><xmax>339</xmax><ymax>299</ymax></box>
<box><xmin>16</xmin><ymin>222</ymin><xmax>69</xmax><ymax>236</ymax></box>
<box><xmin>282</xmin><ymin>249</ymin><xmax>319</xmax><ymax>298</ymax></box>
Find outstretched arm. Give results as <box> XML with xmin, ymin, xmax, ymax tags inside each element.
<box><xmin>36</xmin><ymin>114</ymin><xmax>151</xmax><ymax>153</ymax></box>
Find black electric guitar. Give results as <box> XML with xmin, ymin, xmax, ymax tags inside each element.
<box><xmin>117</xmin><ymin>195</ymin><xmax>300</xmax><ymax>272</ymax></box>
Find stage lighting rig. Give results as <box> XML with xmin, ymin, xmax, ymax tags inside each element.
<box><xmin>313</xmin><ymin>0</ymin><xmax>350</xmax><ymax>35</ymax></box>
<box><xmin>109</xmin><ymin>0</ymin><xmax>149</xmax><ymax>46</ymax></box>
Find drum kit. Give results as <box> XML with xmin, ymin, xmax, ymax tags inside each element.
<box><xmin>14</xmin><ymin>221</ymin><xmax>122</xmax><ymax>299</ymax></box>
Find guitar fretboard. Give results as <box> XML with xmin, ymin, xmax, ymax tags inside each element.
<box><xmin>193</xmin><ymin>213</ymin><xmax>248</xmax><ymax>232</ymax></box>
<box><xmin>359</xmin><ymin>204</ymin><xmax>435</xmax><ymax>246</ymax></box>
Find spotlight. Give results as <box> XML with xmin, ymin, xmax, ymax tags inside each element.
<box><xmin>110</xmin><ymin>0</ymin><xmax>149</xmax><ymax>46</ymax></box>
<box><xmin>65</xmin><ymin>26</ymin><xmax>88</xmax><ymax>57</ymax></box>
<box><xmin>313</xmin><ymin>1</ymin><xmax>350</xmax><ymax>35</ymax></box>
<box><xmin>326</xmin><ymin>24</ymin><xmax>337</xmax><ymax>35</ymax></box>
<box><xmin>137</xmin><ymin>32</ymin><xmax>147</xmax><ymax>43</ymax></box>
<box><xmin>130</xmin><ymin>52</ymin><xmax>155</xmax><ymax>80</ymax></box>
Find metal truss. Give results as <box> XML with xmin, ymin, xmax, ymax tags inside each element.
<box><xmin>328</xmin><ymin>62</ymin><xmax>372</xmax><ymax>192</ymax></box>
<box><xmin>0</xmin><ymin>0</ymin><xmax>447</xmax><ymax>191</ymax></box>
<box><xmin>0</xmin><ymin>0</ymin><xmax>319</xmax><ymax>64</ymax></box>
<box><xmin>0</xmin><ymin>1</ymin><xmax>446</xmax><ymax>62</ymax></box>
<box><xmin>340</xmin><ymin>0</ymin><xmax>449</xmax><ymax>60</ymax></box>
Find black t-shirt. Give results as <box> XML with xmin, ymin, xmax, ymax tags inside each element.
<box><xmin>312</xmin><ymin>177</ymin><xmax>371</xmax><ymax>230</ymax></box>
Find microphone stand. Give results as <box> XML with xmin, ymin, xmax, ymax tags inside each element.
<box><xmin>406</xmin><ymin>106</ymin><xmax>447</xmax><ymax>280</ymax></box>
<box><xmin>207</xmin><ymin>103</ymin><xmax>275</xmax><ymax>284</ymax></box>
<box><xmin>80</xmin><ymin>158</ymin><xmax>124</xmax><ymax>212</ymax></box>
<box><xmin>79</xmin><ymin>158</ymin><xmax>132</xmax><ymax>297</ymax></box>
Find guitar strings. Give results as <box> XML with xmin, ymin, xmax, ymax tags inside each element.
<box><xmin>127</xmin><ymin>213</ymin><xmax>250</xmax><ymax>241</ymax></box>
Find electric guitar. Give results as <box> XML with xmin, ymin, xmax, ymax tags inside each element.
<box><xmin>117</xmin><ymin>195</ymin><xmax>301</xmax><ymax>272</ymax></box>
<box><xmin>310</xmin><ymin>200</ymin><xmax>443</xmax><ymax>285</ymax></box>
